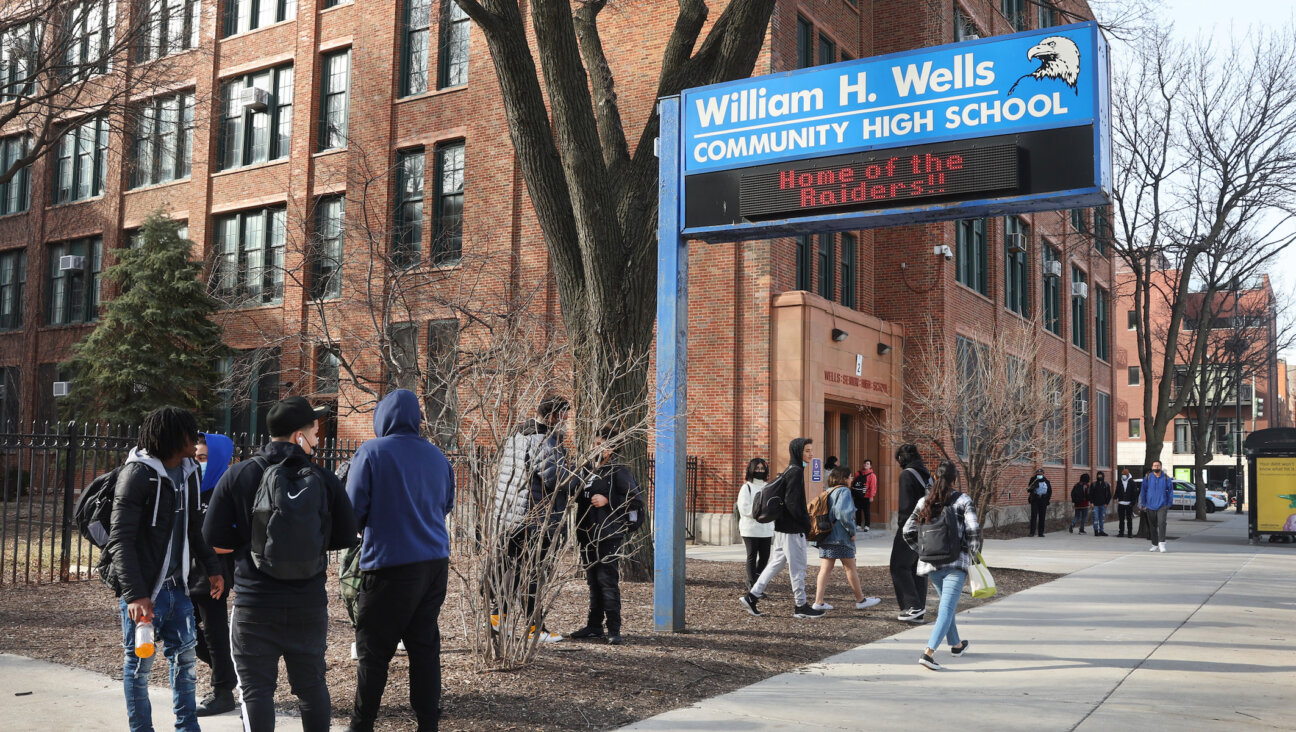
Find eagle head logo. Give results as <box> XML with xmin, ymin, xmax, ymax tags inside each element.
<box><xmin>1009</xmin><ymin>35</ymin><xmax>1081</xmax><ymax>96</ymax></box>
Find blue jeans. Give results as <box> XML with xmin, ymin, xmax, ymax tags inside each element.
<box><xmin>926</xmin><ymin>568</ymin><xmax>966</xmax><ymax>651</ymax></box>
<box><xmin>1071</xmin><ymin>507</ymin><xmax>1088</xmax><ymax>530</ymax></box>
<box><xmin>120</xmin><ymin>584</ymin><xmax>199</xmax><ymax>732</ymax></box>
<box><xmin>1092</xmin><ymin>505</ymin><xmax>1107</xmax><ymax>533</ymax></box>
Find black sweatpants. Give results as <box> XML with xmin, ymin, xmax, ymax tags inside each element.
<box><xmin>192</xmin><ymin>591</ymin><xmax>236</xmax><ymax>692</ymax></box>
<box><xmin>352</xmin><ymin>558</ymin><xmax>449</xmax><ymax>732</ymax></box>
<box><xmin>1117</xmin><ymin>504</ymin><xmax>1134</xmax><ymax>535</ymax></box>
<box><xmin>889</xmin><ymin>529</ymin><xmax>928</xmax><ymax>613</ymax></box>
<box><xmin>742</xmin><ymin>536</ymin><xmax>772</xmax><ymax>589</ymax></box>
<box><xmin>230</xmin><ymin>605</ymin><xmax>330</xmax><ymax>732</ymax></box>
<box><xmin>1029</xmin><ymin>501</ymin><xmax>1049</xmax><ymax>536</ymax></box>
<box><xmin>580</xmin><ymin>537</ymin><xmax>624</xmax><ymax>635</ymax></box>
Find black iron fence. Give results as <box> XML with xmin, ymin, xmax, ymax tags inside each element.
<box><xmin>0</xmin><ymin>422</ymin><xmax>700</xmax><ymax>587</ymax></box>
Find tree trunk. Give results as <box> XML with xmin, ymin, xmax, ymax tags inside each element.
<box><xmin>1192</xmin><ymin>454</ymin><xmax>1209</xmax><ymax>521</ymax></box>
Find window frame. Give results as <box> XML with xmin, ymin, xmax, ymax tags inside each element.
<box><xmin>1</xmin><ymin>22</ymin><xmax>39</xmax><ymax>100</ymax></box>
<box><xmin>1004</xmin><ymin>216</ymin><xmax>1030</xmax><ymax>316</ymax></box>
<box><xmin>437</xmin><ymin>0</ymin><xmax>470</xmax><ymax>90</ymax></box>
<box><xmin>137</xmin><ymin>0</ymin><xmax>200</xmax><ymax>62</ymax></box>
<box><xmin>310</xmin><ymin>195</ymin><xmax>345</xmax><ymax>301</ymax></box>
<box><xmin>0</xmin><ymin>249</ymin><xmax>25</xmax><ymax>331</ymax></box>
<box><xmin>401</xmin><ymin>0</ymin><xmax>433</xmax><ymax>96</ymax></box>
<box><xmin>817</xmin><ymin>32</ymin><xmax>836</xmax><ymax>66</ymax></box>
<box><xmin>65</xmin><ymin>0</ymin><xmax>115</xmax><ymax>81</ymax></box>
<box><xmin>840</xmin><ymin>232</ymin><xmax>856</xmax><ymax>308</ymax></box>
<box><xmin>52</xmin><ymin>116</ymin><xmax>109</xmax><ymax>204</ymax></box>
<box><xmin>1094</xmin><ymin>285</ymin><xmax>1110</xmax><ymax>361</ymax></box>
<box><xmin>318</xmin><ymin>49</ymin><xmax>350</xmax><ymax>151</ymax></box>
<box><xmin>1001</xmin><ymin>0</ymin><xmax>1025</xmax><ymax>31</ymax></box>
<box><xmin>425</xmin><ymin>318</ymin><xmax>460</xmax><ymax>446</ymax></box>
<box><xmin>130</xmin><ymin>91</ymin><xmax>194</xmax><ymax>188</ymax></box>
<box><xmin>431</xmin><ymin>140</ymin><xmax>465</xmax><ymax>266</ymax></box>
<box><xmin>315</xmin><ymin>344</ymin><xmax>340</xmax><ymax>395</ymax></box>
<box><xmin>816</xmin><ymin>233</ymin><xmax>834</xmax><ymax>300</ymax></box>
<box><xmin>212</xmin><ymin>207</ymin><xmax>287</xmax><ymax>308</ymax></box>
<box><xmin>0</xmin><ymin>135</ymin><xmax>30</xmax><ymax>214</ymax></box>
<box><xmin>218</xmin><ymin>64</ymin><xmax>294</xmax><ymax>171</ymax></box>
<box><xmin>956</xmin><ymin>217</ymin><xmax>988</xmax><ymax>296</ymax></box>
<box><xmin>45</xmin><ymin>237</ymin><xmax>102</xmax><ymax>326</ymax></box>
<box><xmin>1071</xmin><ymin>265</ymin><xmax>1088</xmax><ymax>350</ymax></box>
<box><xmin>795</xmin><ymin>234</ymin><xmax>811</xmax><ymax>290</ymax></box>
<box><xmin>1042</xmin><ymin>243</ymin><xmax>1061</xmax><ymax>335</ymax></box>
<box><xmin>1129</xmin><ymin>418</ymin><xmax>1141</xmax><ymax>439</ymax></box>
<box><xmin>0</xmin><ymin>365</ymin><xmax>18</xmax><ymax>427</ymax></box>
<box><xmin>393</xmin><ymin>148</ymin><xmax>425</xmax><ymax>268</ymax></box>
<box><xmin>796</xmin><ymin>16</ymin><xmax>814</xmax><ymax>69</ymax></box>
<box><xmin>1095</xmin><ymin>391</ymin><xmax>1111</xmax><ymax>469</ymax></box>
<box><xmin>1073</xmin><ymin>381</ymin><xmax>1090</xmax><ymax>466</ymax></box>
<box><xmin>1128</xmin><ymin>366</ymin><xmax>1140</xmax><ymax>386</ymax></box>
<box><xmin>223</xmin><ymin>0</ymin><xmax>297</xmax><ymax>38</ymax></box>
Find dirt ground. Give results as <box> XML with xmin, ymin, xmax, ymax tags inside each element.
<box><xmin>0</xmin><ymin>556</ymin><xmax>1055</xmax><ymax>731</ymax></box>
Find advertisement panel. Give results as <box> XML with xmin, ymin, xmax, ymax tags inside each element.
<box><xmin>1255</xmin><ymin>457</ymin><xmax>1296</xmax><ymax>533</ymax></box>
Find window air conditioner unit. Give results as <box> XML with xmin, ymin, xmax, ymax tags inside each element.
<box><xmin>965</xmin><ymin>33</ymin><xmax>980</xmax><ymax>40</ymax></box>
<box><xmin>241</xmin><ymin>86</ymin><xmax>272</xmax><ymax>112</ymax></box>
<box><xmin>1006</xmin><ymin>233</ymin><xmax>1028</xmax><ymax>253</ymax></box>
<box><xmin>1048</xmin><ymin>391</ymin><xmax>1062</xmax><ymax>407</ymax></box>
<box><xmin>1072</xmin><ymin>281</ymin><xmax>1089</xmax><ymax>299</ymax></box>
<box><xmin>59</xmin><ymin>255</ymin><xmax>86</xmax><ymax>272</ymax></box>
<box><xmin>1044</xmin><ymin>260</ymin><xmax>1062</xmax><ymax>278</ymax></box>
<box><xmin>52</xmin><ymin>381</ymin><xmax>71</xmax><ymax>398</ymax></box>
<box><xmin>1076</xmin><ymin>399</ymin><xmax>1089</xmax><ymax>415</ymax></box>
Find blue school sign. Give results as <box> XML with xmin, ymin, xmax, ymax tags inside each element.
<box><xmin>653</xmin><ymin>23</ymin><xmax>1110</xmax><ymax>631</ymax></box>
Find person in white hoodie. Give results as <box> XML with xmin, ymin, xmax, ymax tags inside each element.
<box><xmin>735</xmin><ymin>458</ymin><xmax>775</xmax><ymax>588</ymax></box>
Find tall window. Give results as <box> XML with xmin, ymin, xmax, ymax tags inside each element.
<box><xmin>1042</xmin><ymin>244</ymin><xmax>1061</xmax><ymax>335</ymax></box>
<box><xmin>65</xmin><ymin>1</ymin><xmax>114</xmax><ymax>80</ymax></box>
<box><xmin>954</xmin><ymin>336</ymin><xmax>981</xmax><ymax>458</ymax></box>
<box><xmin>213</xmin><ymin>207</ymin><xmax>286</xmax><ymax>307</ymax></box>
<box><xmin>311</xmin><ymin>196</ymin><xmax>344</xmax><ymax>300</ymax></box>
<box><xmin>1004</xmin><ymin>216</ymin><xmax>1029</xmax><ymax>316</ymax></box>
<box><xmin>1094</xmin><ymin>208</ymin><xmax>1113</xmax><ymax>255</ymax></box>
<box><xmin>219</xmin><ymin>65</ymin><xmax>294</xmax><ymax>170</ymax></box>
<box><xmin>1173</xmin><ymin>418</ymin><xmax>1192</xmax><ymax>454</ymax></box>
<box><xmin>1129</xmin><ymin>418</ymin><xmax>1140</xmax><ymax>438</ymax></box>
<box><xmin>46</xmin><ymin>237</ymin><xmax>101</xmax><ymax>325</ymax></box>
<box><xmin>1070</xmin><ymin>208</ymin><xmax>1087</xmax><ymax>233</ymax></box>
<box><xmin>1037</xmin><ymin>0</ymin><xmax>1059</xmax><ymax>28</ymax></box>
<box><xmin>816</xmin><ymin>234</ymin><xmax>834</xmax><ymax>300</ymax></box>
<box><xmin>426</xmin><ymin>319</ymin><xmax>459</xmax><ymax>446</ymax></box>
<box><xmin>818</xmin><ymin>33</ymin><xmax>835</xmax><ymax>65</ymax></box>
<box><xmin>0</xmin><ymin>249</ymin><xmax>24</xmax><ymax>331</ymax></box>
<box><xmin>131</xmin><ymin>92</ymin><xmax>194</xmax><ymax>188</ymax></box>
<box><xmin>956</xmin><ymin>218</ymin><xmax>988</xmax><ymax>295</ymax></box>
<box><xmin>1071</xmin><ymin>265</ymin><xmax>1088</xmax><ymax>350</ymax></box>
<box><xmin>1073</xmin><ymin>381</ymin><xmax>1090</xmax><ymax>466</ymax></box>
<box><xmin>0</xmin><ymin>366</ymin><xmax>18</xmax><ymax>427</ymax></box>
<box><xmin>1128</xmin><ymin>366</ymin><xmax>1140</xmax><ymax>386</ymax></box>
<box><xmin>1127</xmin><ymin>309</ymin><xmax>1137</xmax><ymax>330</ymax></box>
<box><xmin>954</xmin><ymin>7</ymin><xmax>978</xmax><ymax>42</ymax></box>
<box><xmin>1094</xmin><ymin>286</ymin><xmax>1110</xmax><ymax>361</ymax></box>
<box><xmin>1001</xmin><ymin>0</ymin><xmax>1025</xmax><ymax>31</ymax></box>
<box><xmin>438</xmin><ymin>0</ymin><xmax>469</xmax><ymax>89</ymax></box>
<box><xmin>316</xmin><ymin>345</ymin><xmax>340</xmax><ymax>395</ymax></box>
<box><xmin>1043</xmin><ymin>370</ymin><xmax>1064</xmax><ymax>464</ymax></box>
<box><xmin>319</xmin><ymin>50</ymin><xmax>350</xmax><ymax>151</ymax></box>
<box><xmin>402</xmin><ymin>0</ymin><xmax>432</xmax><ymax>96</ymax></box>
<box><xmin>0</xmin><ymin>135</ymin><xmax>30</xmax><ymax>214</ymax></box>
<box><xmin>212</xmin><ymin>350</ymin><xmax>280</xmax><ymax>440</ymax></box>
<box><xmin>432</xmin><ymin>141</ymin><xmax>464</xmax><ymax>265</ymax></box>
<box><xmin>795</xmin><ymin>235</ymin><xmax>811</xmax><ymax>290</ymax></box>
<box><xmin>393</xmin><ymin>148</ymin><xmax>425</xmax><ymax>267</ymax></box>
<box><xmin>224</xmin><ymin>0</ymin><xmax>297</xmax><ymax>37</ymax></box>
<box><xmin>138</xmin><ymin>0</ymin><xmax>200</xmax><ymax>61</ymax></box>
<box><xmin>387</xmin><ymin>322</ymin><xmax>419</xmax><ymax>391</ymax></box>
<box><xmin>1</xmin><ymin>22</ymin><xmax>38</xmax><ymax>100</ymax></box>
<box><xmin>796</xmin><ymin>16</ymin><xmax>814</xmax><ymax>69</ymax></box>
<box><xmin>53</xmin><ymin>116</ymin><xmax>108</xmax><ymax>203</ymax></box>
<box><xmin>840</xmin><ymin>232</ymin><xmax>856</xmax><ymax>308</ymax></box>
<box><xmin>1095</xmin><ymin>391</ymin><xmax>1111</xmax><ymax>468</ymax></box>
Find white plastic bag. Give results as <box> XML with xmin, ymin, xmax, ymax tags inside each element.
<box><xmin>968</xmin><ymin>553</ymin><xmax>997</xmax><ymax>599</ymax></box>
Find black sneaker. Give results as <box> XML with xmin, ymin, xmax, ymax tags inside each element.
<box><xmin>919</xmin><ymin>653</ymin><xmax>943</xmax><ymax>670</ymax></box>
<box><xmin>607</xmin><ymin>634</ymin><xmax>623</xmax><ymax>645</ymax></box>
<box><xmin>950</xmin><ymin>640</ymin><xmax>969</xmax><ymax>656</ymax></box>
<box><xmin>897</xmin><ymin>608</ymin><xmax>926</xmax><ymax>623</ymax></box>
<box><xmin>196</xmin><ymin>689</ymin><xmax>236</xmax><ymax>717</ymax></box>
<box><xmin>569</xmin><ymin>625</ymin><xmax>604</xmax><ymax>639</ymax></box>
<box><xmin>793</xmin><ymin>603</ymin><xmax>825</xmax><ymax>618</ymax></box>
<box><xmin>740</xmin><ymin>592</ymin><xmax>763</xmax><ymax>617</ymax></box>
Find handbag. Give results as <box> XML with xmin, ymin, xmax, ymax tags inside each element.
<box><xmin>967</xmin><ymin>552</ymin><xmax>997</xmax><ymax>599</ymax></box>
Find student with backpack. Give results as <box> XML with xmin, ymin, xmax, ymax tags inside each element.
<box><xmin>811</xmin><ymin>468</ymin><xmax>882</xmax><ymax>612</ymax></box>
<box><xmin>203</xmin><ymin>397</ymin><xmax>358</xmax><ymax>731</ymax></box>
<box><xmin>735</xmin><ymin>458</ymin><xmax>774</xmax><ymax>589</ymax></box>
<box><xmin>190</xmin><ymin>433</ymin><xmax>239</xmax><ymax>717</ymax></box>
<box><xmin>740</xmin><ymin>438</ymin><xmax>823</xmax><ymax>619</ymax></box>
<box><xmin>902</xmin><ymin>460</ymin><xmax>982</xmax><ymax>671</ymax></box>
<box><xmin>1089</xmin><ymin>471</ymin><xmax>1112</xmax><ymax>537</ymax></box>
<box><xmin>102</xmin><ymin>407</ymin><xmax>225</xmax><ymax>732</ymax></box>
<box><xmin>890</xmin><ymin>444</ymin><xmax>931</xmax><ymax>623</ymax></box>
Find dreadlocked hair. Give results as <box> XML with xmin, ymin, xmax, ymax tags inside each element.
<box><xmin>916</xmin><ymin>460</ymin><xmax>959</xmax><ymax>524</ymax></box>
<box><xmin>138</xmin><ymin>407</ymin><xmax>200</xmax><ymax>461</ymax></box>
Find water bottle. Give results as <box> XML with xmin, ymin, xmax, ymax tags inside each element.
<box><xmin>134</xmin><ymin>621</ymin><xmax>156</xmax><ymax>659</ymax></box>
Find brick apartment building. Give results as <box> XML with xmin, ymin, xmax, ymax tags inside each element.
<box><xmin>1114</xmin><ymin>271</ymin><xmax>1290</xmax><ymax>491</ymax></box>
<box><xmin>0</xmin><ymin>0</ymin><xmax>1115</xmax><ymax>543</ymax></box>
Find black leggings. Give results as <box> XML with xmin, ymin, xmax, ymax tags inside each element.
<box><xmin>743</xmin><ymin>536</ymin><xmax>772</xmax><ymax>589</ymax></box>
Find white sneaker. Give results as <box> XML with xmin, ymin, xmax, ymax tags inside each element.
<box><xmin>1149</xmin><ymin>545</ymin><xmax>1159</xmax><ymax>551</ymax></box>
<box><xmin>812</xmin><ymin>602</ymin><xmax>834</xmax><ymax>611</ymax></box>
<box><xmin>1158</xmin><ymin>543</ymin><xmax>1167</xmax><ymax>553</ymax></box>
<box><xmin>530</xmin><ymin>626</ymin><xmax>564</xmax><ymax>643</ymax></box>
<box><xmin>856</xmin><ymin>597</ymin><xmax>881</xmax><ymax>610</ymax></box>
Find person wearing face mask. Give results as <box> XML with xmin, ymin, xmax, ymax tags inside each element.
<box><xmin>741</xmin><ymin>438</ymin><xmax>822</xmax><ymax>619</ymax></box>
<box><xmin>189</xmin><ymin>433</ymin><xmax>238</xmax><ymax>716</ymax></box>
<box><xmin>203</xmin><ymin>397</ymin><xmax>358</xmax><ymax>731</ymax></box>
<box><xmin>735</xmin><ymin>458</ymin><xmax>775</xmax><ymax>589</ymax></box>
<box><xmin>1138</xmin><ymin>460</ymin><xmax>1174</xmax><ymax>553</ymax></box>
<box><xmin>1027</xmin><ymin>468</ymin><xmax>1052</xmax><ymax>538</ymax></box>
<box><xmin>1114</xmin><ymin>469</ymin><xmax>1138</xmax><ymax>537</ymax></box>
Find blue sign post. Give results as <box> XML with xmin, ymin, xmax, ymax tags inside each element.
<box><xmin>653</xmin><ymin>23</ymin><xmax>1110</xmax><ymax>631</ymax></box>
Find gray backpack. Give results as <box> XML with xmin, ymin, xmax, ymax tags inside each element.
<box><xmin>249</xmin><ymin>458</ymin><xmax>331</xmax><ymax>580</ymax></box>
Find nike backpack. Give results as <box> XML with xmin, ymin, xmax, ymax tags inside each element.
<box><xmin>752</xmin><ymin>468</ymin><xmax>790</xmax><ymax>524</ymax></box>
<box><xmin>916</xmin><ymin>493</ymin><xmax>964</xmax><ymax>565</ymax></box>
<box><xmin>250</xmin><ymin>458</ymin><xmax>332</xmax><ymax>580</ymax></box>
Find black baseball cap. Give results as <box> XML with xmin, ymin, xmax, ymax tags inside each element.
<box><xmin>266</xmin><ymin>397</ymin><xmax>329</xmax><ymax>437</ymax></box>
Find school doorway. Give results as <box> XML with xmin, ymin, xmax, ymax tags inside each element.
<box><xmin>824</xmin><ymin>403</ymin><xmax>891</xmax><ymax>525</ymax></box>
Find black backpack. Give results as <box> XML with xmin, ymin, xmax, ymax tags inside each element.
<box><xmin>916</xmin><ymin>492</ymin><xmax>964</xmax><ymax>564</ymax></box>
<box><xmin>753</xmin><ymin>469</ymin><xmax>791</xmax><ymax>524</ymax></box>
<box><xmin>74</xmin><ymin>466</ymin><xmax>127</xmax><ymax>549</ymax></box>
<box><xmin>250</xmin><ymin>458</ymin><xmax>332</xmax><ymax>581</ymax></box>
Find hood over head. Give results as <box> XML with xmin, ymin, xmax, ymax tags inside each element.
<box><xmin>374</xmin><ymin>389</ymin><xmax>423</xmax><ymax>437</ymax></box>
<box><xmin>788</xmin><ymin>438</ymin><xmax>810</xmax><ymax>466</ymax></box>
<box><xmin>200</xmin><ymin>433</ymin><xmax>235</xmax><ymax>492</ymax></box>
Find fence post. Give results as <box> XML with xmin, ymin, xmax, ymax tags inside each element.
<box><xmin>59</xmin><ymin>421</ymin><xmax>77</xmax><ymax>582</ymax></box>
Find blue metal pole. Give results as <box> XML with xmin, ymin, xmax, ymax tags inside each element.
<box><xmin>654</xmin><ymin>95</ymin><xmax>687</xmax><ymax>632</ymax></box>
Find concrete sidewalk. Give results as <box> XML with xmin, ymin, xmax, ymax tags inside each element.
<box><xmin>631</xmin><ymin>512</ymin><xmax>1294</xmax><ymax>731</ymax></box>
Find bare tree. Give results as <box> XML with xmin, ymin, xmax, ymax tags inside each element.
<box><xmin>886</xmin><ymin>317</ymin><xmax>1065</xmax><ymax>524</ymax></box>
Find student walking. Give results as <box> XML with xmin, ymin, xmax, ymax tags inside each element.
<box><xmin>346</xmin><ymin>390</ymin><xmax>456</xmax><ymax>731</ymax></box>
<box><xmin>811</xmin><ymin>468</ymin><xmax>881</xmax><ymax>612</ymax></box>
<box><xmin>1069</xmin><ymin>474</ymin><xmax>1091</xmax><ymax>534</ymax></box>
<box><xmin>740</xmin><ymin>438</ymin><xmax>823</xmax><ymax>619</ymax></box>
<box><xmin>890</xmin><ymin>443</ymin><xmax>931</xmax><ymax>623</ymax></box>
<box><xmin>1027</xmin><ymin>469</ymin><xmax>1052</xmax><ymax>537</ymax></box>
<box><xmin>190</xmin><ymin>433</ymin><xmax>238</xmax><ymax>717</ymax></box>
<box><xmin>105</xmin><ymin>407</ymin><xmax>224</xmax><ymax>732</ymax></box>
<box><xmin>735</xmin><ymin>458</ymin><xmax>774</xmax><ymax>589</ymax></box>
<box><xmin>1090</xmin><ymin>471</ymin><xmax>1112</xmax><ymax>536</ymax></box>
<box><xmin>1140</xmin><ymin>461</ymin><xmax>1174</xmax><ymax>552</ymax></box>
<box><xmin>902</xmin><ymin>461</ymin><xmax>981</xmax><ymax>671</ymax></box>
<box><xmin>1114</xmin><ymin>469</ymin><xmax>1138</xmax><ymax>537</ymax></box>
<box><xmin>203</xmin><ymin>397</ymin><xmax>358</xmax><ymax>732</ymax></box>
<box><xmin>850</xmin><ymin>460</ymin><xmax>878</xmax><ymax>532</ymax></box>
<box><xmin>569</xmin><ymin>427</ymin><xmax>644</xmax><ymax>645</ymax></box>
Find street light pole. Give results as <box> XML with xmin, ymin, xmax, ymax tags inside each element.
<box><xmin>1233</xmin><ymin>277</ymin><xmax>1244</xmax><ymax>513</ymax></box>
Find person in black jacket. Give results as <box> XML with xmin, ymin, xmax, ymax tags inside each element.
<box><xmin>106</xmin><ymin>407</ymin><xmax>224</xmax><ymax>732</ymax></box>
<box><xmin>569</xmin><ymin>426</ymin><xmax>643</xmax><ymax>645</ymax></box>
<box><xmin>203</xmin><ymin>397</ymin><xmax>358</xmax><ymax>732</ymax></box>
<box><xmin>1090</xmin><ymin>471</ymin><xmax>1113</xmax><ymax>536</ymax></box>
<box><xmin>1070</xmin><ymin>474</ymin><xmax>1091</xmax><ymax>534</ymax></box>
<box><xmin>190</xmin><ymin>433</ymin><xmax>238</xmax><ymax>717</ymax></box>
<box><xmin>1114</xmin><ymin>469</ymin><xmax>1139</xmax><ymax>537</ymax></box>
<box><xmin>890</xmin><ymin>443</ymin><xmax>930</xmax><ymax>623</ymax></box>
<box><xmin>740</xmin><ymin>437</ymin><xmax>823</xmax><ymax>619</ymax></box>
<box><xmin>1028</xmin><ymin>468</ymin><xmax>1053</xmax><ymax>537</ymax></box>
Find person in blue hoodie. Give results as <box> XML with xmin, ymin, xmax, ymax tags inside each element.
<box><xmin>190</xmin><ymin>433</ymin><xmax>239</xmax><ymax>716</ymax></box>
<box><xmin>1139</xmin><ymin>460</ymin><xmax>1174</xmax><ymax>553</ymax></box>
<box><xmin>346</xmin><ymin>390</ymin><xmax>455</xmax><ymax>732</ymax></box>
